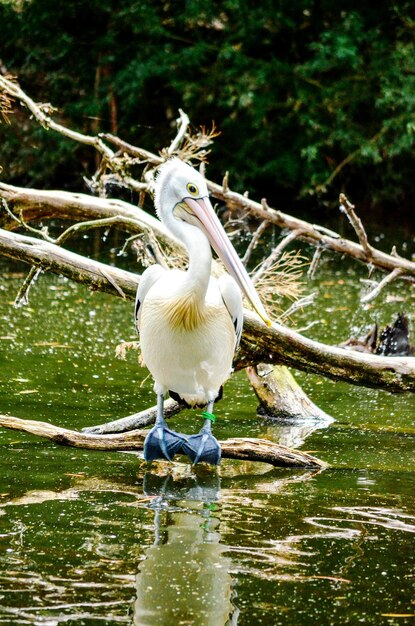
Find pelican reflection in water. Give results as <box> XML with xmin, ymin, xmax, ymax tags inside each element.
<box><xmin>133</xmin><ymin>473</ymin><xmax>237</xmax><ymax>626</ymax></box>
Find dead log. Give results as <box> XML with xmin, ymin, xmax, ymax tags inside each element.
<box><xmin>0</xmin><ymin>414</ymin><xmax>327</xmax><ymax>469</ymax></box>
<box><xmin>2</xmin><ymin>179</ymin><xmax>414</xmax><ymax>282</ymax></box>
<box><xmin>0</xmin><ymin>227</ymin><xmax>138</xmax><ymax>299</ymax></box>
<box><xmin>0</xmin><ymin>181</ymin><xmax>183</xmax><ymax>253</ymax></box>
<box><xmin>1</xmin><ymin>227</ymin><xmax>415</xmax><ymax>393</ymax></box>
<box><xmin>246</xmin><ymin>363</ymin><xmax>333</xmax><ymax>422</ymax></box>
<box><xmin>239</xmin><ymin>311</ymin><xmax>415</xmax><ymax>393</ymax></box>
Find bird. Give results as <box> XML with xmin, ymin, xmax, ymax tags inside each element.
<box><xmin>339</xmin><ymin>313</ymin><xmax>412</xmax><ymax>356</ymax></box>
<box><xmin>135</xmin><ymin>158</ymin><xmax>271</xmax><ymax>465</ymax></box>
<box><xmin>376</xmin><ymin>313</ymin><xmax>412</xmax><ymax>357</ymax></box>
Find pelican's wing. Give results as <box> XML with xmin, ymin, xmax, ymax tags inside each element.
<box><xmin>135</xmin><ymin>265</ymin><xmax>166</xmax><ymax>334</ymax></box>
<box><xmin>218</xmin><ymin>274</ymin><xmax>243</xmax><ymax>350</ymax></box>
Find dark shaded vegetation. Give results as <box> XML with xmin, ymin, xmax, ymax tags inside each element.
<box><xmin>1</xmin><ymin>0</ymin><xmax>415</xmax><ymax>225</ymax></box>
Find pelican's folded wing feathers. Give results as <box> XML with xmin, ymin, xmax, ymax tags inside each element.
<box><xmin>218</xmin><ymin>274</ymin><xmax>243</xmax><ymax>350</ymax></box>
<box><xmin>135</xmin><ymin>265</ymin><xmax>166</xmax><ymax>333</ymax></box>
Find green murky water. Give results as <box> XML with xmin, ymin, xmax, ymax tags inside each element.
<box><xmin>1</xmin><ymin>254</ymin><xmax>414</xmax><ymax>625</ymax></box>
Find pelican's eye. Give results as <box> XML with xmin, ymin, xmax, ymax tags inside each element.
<box><xmin>186</xmin><ymin>183</ymin><xmax>199</xmax><ymax>196</ymax></box>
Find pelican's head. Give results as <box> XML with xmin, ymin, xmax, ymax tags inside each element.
<box><xmin>154</xmin><ymin>159</ymin><xmax>272</xmax><ymax>327</ymax></box>
<box><xmin>154</xmin><ymin>158</ymin><xmax>209</xmax><ymax>220</ymax></box>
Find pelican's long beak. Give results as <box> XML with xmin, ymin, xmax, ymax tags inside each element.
<box><xmin>184</xmin><ymin>196</ymin><xmax>272</xmax><ymax>327</ymax></box>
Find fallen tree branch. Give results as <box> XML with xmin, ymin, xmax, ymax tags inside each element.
<box><xmin>238</xmin><ymin>311</ymin><xmax>415</xmax><ymax>392</ymax></box>
<box><xmin>0</xmin><ymin>414</ymin><xmax>327</xmax><ymax>469</ymax></box>
<box><xmin>1</xmin><ymin>227</ymin><xmax>414</xmax><ymax>393</ymax></box>
<box><xmin>241</xmin><ymin>218</ymin><xmax>270</xmax><ymax>266</ymax></box>
<box><xmin>360</xmin><ymin>268</ymin><xmax>404</xmax><ymax>304</ymax></box>
<box><xmin>2</xmin><ymin>176</ymin><xmax>413</xmax><ymax>284</ymax></box>
<box><xmin>0</xmin><ymin>182</ymin><xmax>182</xmax><ymax>251</ymax></box>
<box><xmin>307</xmin><ymin>245</ymin><xmax>324</xmax><ymax>279</ymax></box>
<box><xmin>339</xmin><ymin>193</ymin><xmax>373</xmax><ymax>260</ymax></box>
<box><xmin>0</xmin><ymin>75</ymin><xmax>113</xmax><ymax>163</ymax></box>
<box><xmin>208</xmin><ymin>179</ymin><xmax>415</xmax><ymax>279</ymax></box>
<box><xmin>0</xmin><ymin>74</ymin><xmax>147</xmax><ymax>194</ymax></box>
<box><xmin>0</xmin><ymin>228</ymin><xmax>139</xmax><ymax>298</ymax></box>
<box><xmin>83</xmin><ymin>398</ymin><xmax>181</xmax><ymax>434</ymax></box>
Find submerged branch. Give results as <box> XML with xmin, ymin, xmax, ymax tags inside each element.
<box><xmin>0</xmin><ymin>414</ymin><xmax>326</xmax><ymax>469</ymax></box>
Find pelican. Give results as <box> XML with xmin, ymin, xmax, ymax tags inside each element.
<box><xmin>135</xmin><ymin>159</ymin><xmax>271</xmax><ymax>465</ymax></box>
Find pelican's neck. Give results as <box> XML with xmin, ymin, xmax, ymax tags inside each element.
<box><xmin>182</xmin><ymin>225</ymin><xmax>212</xmax><ymax>299</ymax></box>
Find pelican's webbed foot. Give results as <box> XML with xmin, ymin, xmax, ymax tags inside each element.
<box><xmin>144</xmin><ymin>392</ymin><xmax>186</xmax><ymax>462</ymax></box>
<box><xmin>181</xmin><ymin>412</ymin><xmax>221</xmax><ymax>466</ymax></box>
<box><xmin>143</xmin><ymin>424</ymin><xmax>185</xmax><ymax>462</ymax></box>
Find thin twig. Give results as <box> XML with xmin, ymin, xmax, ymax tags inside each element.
<box><xmin>1</xmin><ymin>198</ymin><xmax>55</xmax><ymax>242</ymax></box>
<box><xmin>242</xmin><ymin>219</ymin><xmax>270</xmax><ymax>266</ymax></box>
<box><xmin>279</xmin><ymin>293</ymin><xmax>316</xmax><ymax>322</ymax></box>
<box><xmin>14</xmin><ymin>266</ymin><xmax>42</xmax><ymax>307</ymax></box>
<box><xmin>99</xmin><ymin>133</ymin><xmax>163</xmax><ymax>164</ymax></box>
<box><xmin>97</xmin><ymin>266</ymin><xmax>127</xmax><ymax>299</ymax></box>
<box><xmin>308</xmin><ymin>245</ymin><xmax>324</xmax><ymax>279</ymax></box>
<box><xmin>252</xmin><ymin>229</ymin><xmax>304</xmax><ymax>284</ymax></box>
<box><xmin>56</xmin><ymin>216</ymin><xmax>148</xmax><ymax>246</ymax></box>
<box><xmin>142</xmin><ymin>230</ymin><xmax>170</xmax><ymax>269</ymax></box>
<box><xmin>339</xmin><ymin>193</ymin><xmax>373</xmax><ymax>260</ymax></box>
<box><xmin>360</xmin><ymin>268</ymin><xmax>403</xmax><ymax>304</ymax></box>
<box><xmin>167</xmin><ymin>109</ymin><xmax>190</xmax><ymax>155</ymax></box>
<box><xmin>222</xmin><ymin>171</ymin><xmax>229</xmax><ymax>194</ymax></box>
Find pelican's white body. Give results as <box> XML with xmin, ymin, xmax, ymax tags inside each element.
<box><xmin>139</xmin><ymin>268</ymin><xmax>236</xmax><ymax>405</ymax></box>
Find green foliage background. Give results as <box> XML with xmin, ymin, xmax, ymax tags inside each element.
<box><xmin>1</xmin><ymin>0</ymin><xmax>415</xmax><ymax>224</ymax></box>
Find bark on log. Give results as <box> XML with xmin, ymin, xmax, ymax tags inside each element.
<box><xmin>1</xmin><ymin>227</ymin><xmax>415</xmax><ymax>393</ymax></box>
<box><xmin>0</xmin><ymin>182</ymin><xmax>183</xmax><ymax>253</ymax></box>
<box><xmin>239</xmin><ymin>311</ymin><xmax>415</xmax><ymax>393</ymax></box>
<box><xmin>0</xmin><ymin>415</ymin><xmax>327</xmax><ymax>469</ymax></box>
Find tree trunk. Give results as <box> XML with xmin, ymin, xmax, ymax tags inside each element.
<box><xmin>246</xmin><ymin>364</ymin><xmax>333</xmax><ymax>421</ymax></box>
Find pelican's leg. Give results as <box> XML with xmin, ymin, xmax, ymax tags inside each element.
<box><xmin>182</xmin><ymin>400</ymin><xmax>221</xmax><ymax>466</ymax></box>
<box><xmin>143</xmin><ymin>393</ymin><xmax>184</xmax><ymax>462</ymax></box>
